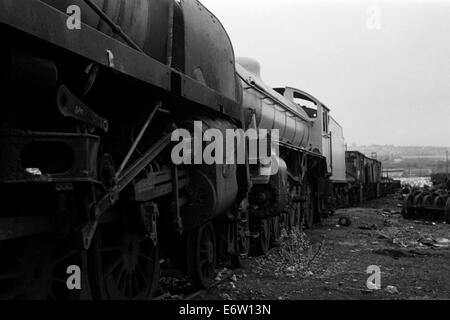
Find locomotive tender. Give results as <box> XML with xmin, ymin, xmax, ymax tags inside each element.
<box><xmin>0</xmin><ymin>0</ymin><xmax>386</xmax><ymax>299</ymax></box>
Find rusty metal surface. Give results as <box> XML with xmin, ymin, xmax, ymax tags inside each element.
<box><xmin>134</xmin><ymin>169</ymin><xmax>189</xmax><ymax>202</ymax></box>
<box><xmin>0</xmin><ymin>0</ymin><xmax>171</xmax><ymax>91</ymax></box>
<box><xmin>181</xmin><ymin>0</ymin><xmax>239</xmax><ymax>102</ymax></box>
<box><xmin>0</xmin><ymin>0</ymin><xmax>243</xmax><ymax>123</ymax></box>
<box><xmin>57</xmin><ymin>85</ymin><xmax>109</xmax><ymax>132</ymax></box>
<box><xmin>236</xmin><ymin>63</ymin><xmax>311</xmax><ymax>148</ymax></box>
<box><xmin>41</xmin><ymin>0</ymin><xmax>173</xmax><ymax>62</ymax></box>
<box><xmin>179</xmin><ymin>117</ymin><xmax>239</xmax><ymax>230</ymax></box>
<box><xmin>346</xmin><ymin>151</ymin><xmax>382</xmax><ymax>185</ymax></box>
<box><xmin>181</xmin><ymin>74</ymin><xmax>243</xmax><ymax>122</ymax></box>
<box><xmin>81</xmin><ymin>133</ymin><xmax>173</xmax><ymax>249</ymax></box>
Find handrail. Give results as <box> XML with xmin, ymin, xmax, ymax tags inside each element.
<box><xmin>238</xmin><ymin>73</ymin><xmax>312</xmax><ymax>124</ymax></box>
<box><xmin>82</xmin><ymin>0</ymin><xmax>144</xmax><ymax>53</ymax></box>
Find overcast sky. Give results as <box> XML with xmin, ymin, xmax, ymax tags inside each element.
<box><xmin>201</xmin><ymin>0</ymin><xmax>450</xmax><ymax>147</ymax></box>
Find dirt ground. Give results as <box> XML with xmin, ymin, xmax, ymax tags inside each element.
<box><xmin>209</xmin><ymin>194</ymin><xmax>450</xmax><ymax>300</ymax></box>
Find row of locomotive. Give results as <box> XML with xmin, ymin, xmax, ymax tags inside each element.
<box><xmin>0</xmin><ymin>0</ymin><xmax>394</xmax><ymax>300</ymax></box>
<box><xmin>343</xmin><ymin>151</ymin><xmax>397</xmax><ymax>206</ymax></box>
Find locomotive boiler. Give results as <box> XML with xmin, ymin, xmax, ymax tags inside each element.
<box><xmin>236</xmin><ymin>58</ymin><xmax>312</xmax><ymax>149</ymax></box>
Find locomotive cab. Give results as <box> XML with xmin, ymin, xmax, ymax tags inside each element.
<box><xmin>275</xmin><ymin>87</ymin><xmax>349</xmax><ymax>209</ymax></box>
<box><xmin>274</xmin><ymin>87</ymin><xmax>334</xmax><ymax>174</ymax></box>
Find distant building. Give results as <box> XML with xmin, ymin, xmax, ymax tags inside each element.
<box><xmin>403</xmin><ymin>168</ymin><xmax>432</xmax><ymax>177</ymax></box>
<box><xmin>383</xmin><ymin>168</ymin><xmax>404</xmax><ymax>178</ymax></box>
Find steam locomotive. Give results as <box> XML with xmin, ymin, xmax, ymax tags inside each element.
<box><xmin>0</xmin><ymin>0</ymin><xmax>389</xmax><ymax>299</ymax></box>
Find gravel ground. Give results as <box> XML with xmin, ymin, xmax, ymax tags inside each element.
<box><xmin>207</xmin><ymin>194</ymin><xmax>450</xmax><ymax>300</ymax></box>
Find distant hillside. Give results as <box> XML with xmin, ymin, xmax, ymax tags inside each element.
<box><xmin>349</xmin><ymin>144</ymin><xmax>450</xmax><ymax>174</ymax></box>
<box><xmin>349</xmin><ymin>144</ymin><xmax>449</xmax><ymax>160</ymax></box>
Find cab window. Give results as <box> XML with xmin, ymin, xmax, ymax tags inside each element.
<box><xmin>322</xmin><ymin>110</ymin><xmax>329</xmax><ymax>132</ymax></box>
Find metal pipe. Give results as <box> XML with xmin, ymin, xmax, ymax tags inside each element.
<box><xmin>172</xmin><ymin>166</ymin><xmax>183</xmax><ymax>234</ymax></box>
<box><xmin>115</xmin><ymin>101</ymin><xmax>162</xmax><ymax>178</ymax></box>
<box><xmin>166</xmin><ymin>0</ymin><xmax>175</xmax><ymax>67</ymax></box>
<box><xmin>82</xmin><ymin>0</ymin><xmax>144</xmax><ymax>53</ymax></box>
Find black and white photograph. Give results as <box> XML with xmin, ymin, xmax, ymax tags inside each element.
<box><xmin>0</xmin><ymin>0</ymin><xmax>449</xmax><ymax>308</ymax></box>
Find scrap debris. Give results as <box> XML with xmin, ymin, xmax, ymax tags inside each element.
<box><xmin>158</xmin><ymin>194</ymin><xmax>450</xmax><ymax>300</ymax></box>
<box><xmin>385</xmin><ymin>285</ymin><xmax>400</xmax><ymax>295</ymax></box>
<box><xmin>208</xmin><ymin>193</ymin><xmax>450</xmax><ymax>300</ymax></box>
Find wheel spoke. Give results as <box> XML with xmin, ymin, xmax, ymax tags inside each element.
<box><xmin>138</xmin><ymin>252</ymin><xmax>154</xmax><ymax>262</ymax></box>
<box><xmin>187</xmin><ymin>222</ymin><xmax>216</xmax><ymax>289</ymax></box>
<box><xmin>117</xmin><ymin>269</ymin><xmax>127</xmax><ymax>290</ymax></box>
<box><xmin>200</xmin><ymin>260</ymin><xmax>213</xmax><ymax>279</ymax></box>
<box><xmin>132</xmin><ymin>271</ymin><xmax>140</xmax><ymax>295</ymax></box>
<box><xmin>137</xmin><ymin>235</ymin><xmax>148</xmax><ymax>243</ymax></box>
<box><xmin>200</xmin><ymin>259</ymin><xmax>209</xmax><ymax>270</ymax></box>
<box><xmin>105</xmin><ymin>258</ymin><xmax>123</xmax><ymax>276</ymax></box>
<box><xmin>91</xmin><ymin>220</ymin><xmax>160</xmax><ymax>299</ymax></box>
<box><xmin>125</xmin><ymin>273</ymin><xmax>133</xmax><ymax>297</ymax></box>
<box><xmin>136</xmin><ymin>264</ymin><xmax>149</xmax><ymax>287</ymax></box>
<box><xmin>52</xmin><ymin>277</ymin><xmax>67</xmax><ymax>286</ymax></box>
<box><xmin>54</xmin><ymin>249</ymin><xmax>77</xmax><ymax>263</ymax></box>
<box><xmin>48</xmin><ymin>290</ymin><xmax>57</xmax><ymax>301</ymax></box>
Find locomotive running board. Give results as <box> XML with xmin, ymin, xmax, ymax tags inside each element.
<box><xmin>0</xmin><ymin>0</ymin><xmax>242</xmax><ymax>121</ymax></box>
<box><xmin>0</xmin><ymin>0</ymin><xmax>170</xmax><ymax>91</ymax></box>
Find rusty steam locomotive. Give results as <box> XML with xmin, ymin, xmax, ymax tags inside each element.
<box><xmin>0</xmin><ymin>0</ymin><xmax>390</xmax><ymax>299</ymax></box>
